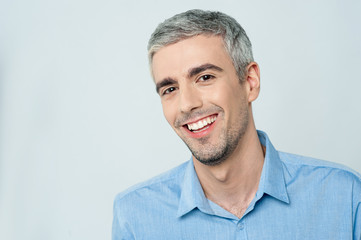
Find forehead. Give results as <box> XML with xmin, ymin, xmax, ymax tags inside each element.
<box><xmin>151</xmin><ymin>35</ymin><xmax>234</xmax><ymax>82</ymax></box>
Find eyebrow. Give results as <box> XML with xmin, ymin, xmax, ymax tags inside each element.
<box><xmin>188</xmin><ymin>63</ymin><xmax>223</xmax><ymax>78</ymax></box>
<box><xmin>156</xmin><ymin>77</ymin><xmax>177</xmax><ymax>94</ymax></box>
<box><xmin>155</xmin><ymin>63</ymin><xmax>223</xmax><ymax>94</ymax></box>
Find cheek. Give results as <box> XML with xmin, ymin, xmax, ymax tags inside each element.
<box><xmin>162</xmin><ymin>101</ymin><xmax>176</xmax><ymax>126</ymax></box>
<box><xmin>210</xmin><ymin>84</ymin><xmax>247</xmax><ymax>119</ymax></box>
<box><xmin>206</xmin><ymin>84</ymin><xmax>237</xmax><ymax>107</ymax></box>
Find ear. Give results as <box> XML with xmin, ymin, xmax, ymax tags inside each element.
<box><xmin>245</xmin><ymin>62</ymin><xmax>260</xmax><ymax>103</ymax></box>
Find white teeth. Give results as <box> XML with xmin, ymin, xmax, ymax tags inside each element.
<box><xmin>187</xmin><ymin>116</ymin><xmax>217</xmax><ymax>131</ymax></box>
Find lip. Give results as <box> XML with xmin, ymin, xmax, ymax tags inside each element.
<box><xmin>182</xmin><ymin>114</ymin><xmax>218</xmax><ymax>139</ymax></box>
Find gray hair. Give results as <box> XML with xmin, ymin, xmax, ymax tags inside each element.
<box><xmin>148</xmin><ymin>9</ymin><xmax>254</xmax><ymax>81</ymax></box>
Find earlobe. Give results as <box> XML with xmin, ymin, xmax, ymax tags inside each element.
<box><xmin>245</xmin><ymin>62</ymin><xmax>261</xmax><ymax>102</ymax></box>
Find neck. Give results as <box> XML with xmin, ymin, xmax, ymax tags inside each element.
<box><xmin>193</xmin><ymin>123</ymin><xmax>264</xmax><ymax>218</ymax></box>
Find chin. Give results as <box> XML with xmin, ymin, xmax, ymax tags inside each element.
<box><xmin>191</xmin><ymin>143</ymin><xmax>233</xmax><ymax>166</ymax></box>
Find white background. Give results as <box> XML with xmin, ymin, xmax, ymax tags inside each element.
<box><xmin>1</xmin><ymin>0</ymin><xmax>360</xmax><ymax>239</ymax></box>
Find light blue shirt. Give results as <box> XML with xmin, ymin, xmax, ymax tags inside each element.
<box><xmin>112</xmin><ymin>131</ymin><xmax>361</xmax><ymax>239</ymax></box>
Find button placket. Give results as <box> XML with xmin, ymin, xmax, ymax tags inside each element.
<box><xmin>237</xmin><ymin>221</ymin><xmax>244</xmax><ymax>230</ymax></box>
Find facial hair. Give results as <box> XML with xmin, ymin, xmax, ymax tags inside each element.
<box><xmin>176</xmin><ymin>105</ymin><xmax>249</xmax><ymax>166</ymax></box>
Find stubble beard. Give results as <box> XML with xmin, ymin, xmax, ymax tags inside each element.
<box><xmin>182</xmin><ymin>109</ymin><xmax>249</xmax><ymax>166</ymax></box>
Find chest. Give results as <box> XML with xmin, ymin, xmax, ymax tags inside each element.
<box><xmin>128</xmin><ymin>195</ymin><xmax>353</xmax><ymax>240</ymax></box>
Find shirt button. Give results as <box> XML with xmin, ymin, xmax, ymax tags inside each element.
<box><xmin>237</xmin><ymin>222</ymin><xmax>244</xmax><ymax>230</ymax></box>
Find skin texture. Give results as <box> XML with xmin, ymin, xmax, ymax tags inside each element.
<box><xmin>154</xmin><ymin>37</ymin><xmax>249</xmax><ymax>166</ymax></box>
<box><xmin>152</xmin><ymin>35</ymin><xmax>264</xmax><ymax>218</ymax></box>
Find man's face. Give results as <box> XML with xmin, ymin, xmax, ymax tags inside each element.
<box><xmin>152</xmin><ymin>35</ymin><xmax>251</xmax><ymax>166</ymax></box>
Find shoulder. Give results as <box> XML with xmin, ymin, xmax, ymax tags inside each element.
<box><xmin>112</xmin><ymin>161</ymin><xmax>189</xmax><ymax>234</ymax></box>
<box><xmin>278</xmin><ymin>151</ymin><xmax>361</xmax><ymax>185</ymax></box>
<box><xmin>277</xmin><ymin>151</ymin><xmax>361</xmax><ymax>238</ymax></box>
<box><xmin>114</xmin><ymin>161</ymin><xmax>189</xmax><ymax>205</ymax></box>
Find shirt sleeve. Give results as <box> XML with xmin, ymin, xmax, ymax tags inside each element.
<box><xmin>353</xmin><ymin>176</ymin><xmax>361</xmax><ymax>240</ymax></box>
<box><xmin>112</xmin><ymin>196</ymin><xmax>134</xmax><ymax>240</ymax></box>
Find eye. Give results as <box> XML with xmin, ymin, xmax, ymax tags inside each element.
<box><xmin>198</xmin><ymin>74</ymin><xmax>214</xmax><ymax>82</ymax></box>
<box><xmin>162</xmin><ymin>86</ymin><xmax>177</xmax><ymax>96</ymax></box>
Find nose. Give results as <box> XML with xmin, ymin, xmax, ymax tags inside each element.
<box><xmin>179</xmin><ymin>85</ymin><xmax>203</xmax><ymax>113</ymax></box>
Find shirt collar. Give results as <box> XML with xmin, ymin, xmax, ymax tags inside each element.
<box><xmin>256</xmin><ymin>130</ymin><xmax>289</xmax><ymax>204</ymax></box>
<box><xmin>177</xmin><ymin>159</ymin><xmax>214</xmax><ymax>217</ymax></box>
<box><xmin>177</xmin><ymin>130</ymin><xmax>289</xmax><ymax>218</ymax></box>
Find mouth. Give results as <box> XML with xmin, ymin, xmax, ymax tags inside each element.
<box><xmin>183</xmin><ymin>114</ymin><xmax>217</xmax><ymax>133</ymax></box>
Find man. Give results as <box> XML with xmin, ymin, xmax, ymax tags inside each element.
<box><xmin>112</xmin><ymin>10</ymin><xmax>361</xmax><ymax>239</ymax></box>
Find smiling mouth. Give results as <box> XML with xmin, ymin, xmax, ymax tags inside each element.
<box><xmin>185</xmin><ymin>115</ymin><xmax>217</xmax><ymax>132</ymax></box>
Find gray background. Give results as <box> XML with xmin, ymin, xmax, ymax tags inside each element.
<box><xmin>1</xmin><ymin>0</ymin><xmax>360</xmax><ymax>239</ymax></box>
